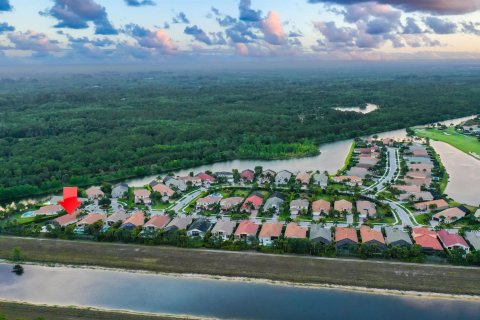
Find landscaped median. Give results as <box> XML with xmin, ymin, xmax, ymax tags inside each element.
<box><xmin>1</xmin><ymin>236</ymin><xmax>480</xmax><ymax>296</ymax></box>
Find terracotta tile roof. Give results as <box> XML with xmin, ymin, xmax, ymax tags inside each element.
<box><xmin>35</xmin><ymin>204</ymin><xmax>62</xmax><ymax>215</ymax></box>
<box><xmin>134</xmin><ymin>189</ymin><xmax>151</xmax><ymax>197</ymax></box>
<box><xmin>437</xmin><ymin>230</ymin><xmax>469</xmax><ymax>249</ymax></box>
<box><xmin>220</xmin><ymin>197</ymin><xmax>244</xmax><ymax>209</ymax></box>
<box><xmin>414</xmin><ymin>234</ymin><xmax>443</xmax><ymax>251</ymax></box>
<box><xmin>393</xmin><ymin>185</ymin><xmax>421</xmax><ymax>193</ymax></box>
<box><xmin>414</xmin><ymin>199</ymin><xmax>449</xmax><ymax>211</ymax></box>
<box><xmin>356</xmin><ymin>201</ymin><xmax>377</xmax><ymax>216</ymax></box>
<box><xmin>234</xmin><ymin>220</ymin><xmax>259</xmax><ymax>236</ymax></box>
<box><xmin>242</xmin><ymin>195</ymin><xmax>263</xmax><ymax>208</ymax></box>
<box><xmin>296</xmin><ymin>171</ymin><xmax>311</xmax><ymax>184</ymax></box>
<box><xmin>144</xmin><ymin>215</ymin><xmax>171</xmax><ymax>229</ymax></box>
<box><xmin>335</xmin><ymin>227</ymin><xmax>358</xmax><ymax>243</ymax></box>
<box><xmin>240</xmin><ymin>169</ymin><xmax>255</xmax><ymax>181</ymax></box>
<box><xmin>312</xmin><ymin>199</ymin><xmax>330</xmax><ymax>213</ymax></box>
<box><xmin>334</xmin><ymin>199</ymin><xmax>353</xmax><ymax>212</ymax></box>
<box><xmin>196</xmin><ymin>172</ymin><xmax>216</xmax><ymax>182</ymax></box>
<box><xmin>54</xmin><ymin>210</ymin><xmax>81</xmax><ymax>226</ymax></box>
<box><xmin>360</xmin><ymin>226</ymin><xmax>385</xmax><ymax>244</ymax></box>
<box><xmin>432</xmin><ymin>207</ymin><xmax>466</xmax><ymax>222</ymax></box>
<box><xmin>123</xmin><ymin>211</ymin><xmax>145</xmax><ymax>227</ymax></box>
<box><xmin>284</xmin><ymin>223</ymin><xmax>307</xmax><ymax>239</ymax></box>
<box><xmin>77</xmin><ymin>213</ymin><xmax>106</xmax><ymax>226</ymax></box>
<box><xmin>412</xmin><ymin>227</ymin><xmax>436</xmax><ymax>238</ymax></box>
<box><xmin>85</xmin><ymin>186</ymin><xmax>104</xmax><ymax>198</ymax></box>
<box><xmin>152</xmin><ymin>184</ymin><xmax>175</xmax><ymax>196</ymax></box>
<box><xmin>259</xmin><ymin>222</ymin><xmax>283</xmax><ymax>238</ymax></box>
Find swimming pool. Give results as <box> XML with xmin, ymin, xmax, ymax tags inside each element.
<box><xmin>20</xmin><ymin>211</ymin><xmax>36</xmax><ymax>218</ymax></box>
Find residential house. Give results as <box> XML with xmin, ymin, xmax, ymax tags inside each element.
<box><xmin>234</xmin><ymin>220</ymin><xmax>259</xmax><ymax>242</ymax></box>
<box><xmin>290</xmin><ymin>199</ymin><xmax>309</xmax><ymax>215</ymax></box>
<box><xmin>332</xmin><ymin>176</ymin><xmax>363</xmax><ymax>186</ymax></box>
<box><xmin>404</xmin><ymin>176</ymin><xmax>431</xmax><ymax>187</ymax></box>
<box><xmin>179</xmin><ymin>176</ymin><xmax>202</xmax><ymax>187</ymax></box>
<box><xmin>405</xmin><ymin>157</ymin><xmax>433</xmax><ymax>165</ymax></box>
<box><xmin>187</xmin><ymin>218</ymin><xmax>213</xmax><ymax>238</ymax></box>
<box><xmin>412</xmin><ymin>227</ymin><xmax>443</xmax><ymax>252</ymax></box>
<box><xmin>196</xmin><ymin>195</ymin><xmax>223</xmax><ymax>210</ymax></box>
<box><xmin>152</xmin><ymin>183</ymin><xmax>176</xmax><ymax>200</ymax></box>
<box><xmin>215</xmin><ymin>171</ymin><xmax>234</xmax><ymax>183</ymax></box>
<box><xmin>85</xmin><ymin>186</ymin><xmax>104</xmax><ymax>200</ymax></box>
<box><xmin>260</xmin><ymin>169</ymin><xmax>276</xmax><ymax>184</ymax></box>
<box><xmin>112</xmin><ymin>183</ymin><xmax>128</xmax><ymax>198</ymax></box>
<box><xmin>393</xmin><ymin>185</ymin><xmax>421</xmax><ymax>193</ymax></box>
<box><xmin>412</xmin><ymin>149</ymin><xmax>429</xmax><ymax>157</ymax></box>
<box><xmin>335</xmin><ymin>227</ymin><xmax>359</xmax><ymax>250</ymax></box>
<box><xmin>414</xmin><ymin>199</ymin><xmax>449</xmax><ymax>212</ymax></box>
<box><xmin>347</xmin><ymin>167</ymin><xmax>369</xmax><ymax>178</ymax></box>
<box><xmin>284</xmin><ymin>222</ymin><xmax>307</xmax><ymax>239</ymax></box>
<box><xmin>296</xmin><ymin>171</ymin><xmax>311</xmax><ymax>185</ymax></box>
<box><xmin>76</xmin><ymin>213</ymin><xmax>106</xmax><ymax>229</ymax></box>
<box><xmin>432</xmin><ymin>207</ymin><xmax>466</xmax><ymax>223</ymax></box>
<box><xmin>334</xmin><ymin>200</ymin><xmax>353</xmax><ymax>214</ymax></box>
<box><xmin>357</xmin><ymin>157</ymin><xmax>379</xmax><ymax>168</ymax></box>
<box><xmin>164</xmin><ymin>176</ymin><xmax>187</xmax><ymax>192</ymax></box>
<box><xmin>398</xmin><ymin>192</ymin><xmax>434</xmax><ymax>201</ymax></box>
<box><xmin>263</xmin><ymin>192</ymin><xmax>284</xmax><ymax>214</ymax></box>
<box><xmin>384</xmin><ymin>227</ymin><xmax>412</xmax><ymax>247</ymax></box>
<box><xmin>196</xmin><ymin>172</ymin><xmax>216</xmax><ymax>184</ymax></box>
<box><xmin>360</xmin><ymin>226</ymin><xmax>386</xmax><ymax>250</ymax></box>
<box><xmin>105</xmin><ymin>210</ymin><xmax>128</xmax><ymax>227</ymax></box>
<box><xmin>220</xmin><ymin>197</ymin><xmax>244</xmax><ymax>212</ymax></box>
<box><xmin>142</xmin><ymin>215</ymin><xmax>171</xmax><ymax>232</ymax></box>
<box><xmin>437</xmin><ymin>230</ymin><xmax>470</xmax><ymax>253</ymax></box>
<box><xmin>312</xmin><ymin>199</ymin><xmax>330</xmax><ymax>217</ymax></box>
<box><xmin>134</xmin><ymin>189</ymin><xmax>151</xmax><ymax>205</ymax></box>
<box><xmin>258</xmin><ymin>222</ymin><xmax>283</xmax><ymax>246</ymax></box>
<box><xmin>240</xmin><ymin>169</ymin><xmax>255</xmax><ymax>182</ymax></box>
<box><xmin>211</xmin><ymin>220</ymin><xmax>237</xmax><ymax>241</ymax></box>
<box><xmin>165</xmin><ymin>216</ymin><xmax>193</xmax><ymax>232</ymax></box>
<box><xmin>34</xmin><ymin>204</ymin><xmax>62</xmax><ymax>216</ymax></box>
<box><xmin>53</xmin><ymin>210</ymin><xmax>82</xmax><ymax>227</ymax></box>
<box><xmin>356</xmin><ymin>201</ymin><xmax>377</xmax><ymax>219</ymax></box>
<box><xmin>121</xmin><ymin>211</ymin><xmax>145</xmax><ymax>230</ymax></box>
<box><xmin>149</xmin><ymin>180</ymin><xmax>159</xmax><ymax>188</ymax></box>
<box><xmin>275</xmin><ymin>170</ymin><xmax>292</xmax><ymax>185</ymax></box>
<box><xmin>312</xmin><ymin>172</ymin><xmax>328</xmax><ymax>188</ymax></box>
<box><xmin>241</xmin><ymin>194</ymin><xmax>264</xmax><ymax>214</ymax></box>
<box><xmin>407</xmin><ymin>163</ymin><xmax>433</xmax><ymax>173</ymax></box>
<box><xmin>309</xmin><ymin>225</ymin><xmax>332</xmax><ymax>245</ymax></box>
<box><xmin>464</xmin><ymin>232</ymin><xmax>480</xmax><ymax>251</ymax></box>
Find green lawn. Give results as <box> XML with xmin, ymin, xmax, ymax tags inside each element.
<box><xmin>415</xmin><ymin>127</ymin><xmax>480</xmax><ymax>157</ymax></box>
<box><xmin>336</xmin><ymin>141</ymin><xmax>355</xmax><ymax>175</ymax></box>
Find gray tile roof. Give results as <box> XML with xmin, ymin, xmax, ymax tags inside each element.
<box><xmin>465</xmin><ymin>232</ymin><xmax>480</xmax><ymax>251</ymax></box>
<box><xmin>309</xmin><ymin>225</ymin><xmax>332</xmax><ymax>243</ymax></box>
<box><xmin>384</xmin><ymin>227</ymin><xmax>413</xmax><ymax>246</ymax></box>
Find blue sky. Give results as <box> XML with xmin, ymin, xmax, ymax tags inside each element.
<box><xmin>0</xmin><ymin>0</ymin><xmax>479</xmax><ymax>63</ymax></box>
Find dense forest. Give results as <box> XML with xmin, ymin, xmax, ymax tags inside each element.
<box><xmin>1</xmin><ymin>64</ymin><xmax>480</xmax><ymax>202</ymax></box>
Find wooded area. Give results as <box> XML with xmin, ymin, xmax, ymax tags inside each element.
<box><xmin>1</xmin><ymin>66</ymin><xmax>479</xmax><ymax>201</ymax></box>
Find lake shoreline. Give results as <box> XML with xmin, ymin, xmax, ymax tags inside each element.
<box><xmin>2</xmin><ymin>260</ymin><xmax>480</xmax><ymax>303</ymax></box>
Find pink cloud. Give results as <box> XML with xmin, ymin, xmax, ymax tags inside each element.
<box><xmin>261</xmin><ymin>11</ymin><xmax>287</xmax><ymax>45</ymax></box>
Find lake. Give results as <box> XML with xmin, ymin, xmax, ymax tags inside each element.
<box><xmin>334</xmin><ymin>103</ymin><xmax>379</xmax><ymax>114</ymax></box>
<box><xmin>0</xmin><ymin>263</ymin><xmax>479</xmax><ymax>320</ymax></box>
<box><xmin>430</xmin><ymin>140</ymin><xmax>480</xmax><ymax>206</ymax></box>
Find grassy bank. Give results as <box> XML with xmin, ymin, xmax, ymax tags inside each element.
<box><xmin>0</xmin><ymin>301</ymin><xmax>189</xmax><ymax>320</ymax></box>
<box><xmin>415</xmin><ymin>127</ymin><xmax>480</xmax><ymax>157</ymax></box>
<box><xmin>1</xmin><ymin>236</ymin><xmax>480</xmax><ymax>295</ymax></box>
<box><xmin>336</xmin><ymin>140</ymin><xmax>356</xmax><ymax>175</ymax></box>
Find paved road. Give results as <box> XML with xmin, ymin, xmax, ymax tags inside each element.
<box><xmin>172</xmin><ymin>189</ymin><xmax>203</xmax><ymax>214</ymax></box>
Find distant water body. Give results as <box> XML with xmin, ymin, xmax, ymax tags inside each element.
<box><xmin>334</xmin><ymin>103</ymin><xmax>379</xmax><ymax>114</ymax></box>
<box><xmin>0</xmin><ymin>264</ymin><xmax>479</xmax><ymax>320</ymax></box>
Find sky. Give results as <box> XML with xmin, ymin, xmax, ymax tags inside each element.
<box><xmin>0</xmin><ymin>0</ymin><xmax>479</xmax><ymax>64</ymax></box>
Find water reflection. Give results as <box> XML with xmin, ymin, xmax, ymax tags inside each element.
<box><xmin>0</xmin><ymin>263</ymin><xmax>479</xmax><ymax>320</ymax></box>
<box><xmin>334</xmin><ymin>103</ymin><xmax>379</xmax><ymax>114</ymax></box>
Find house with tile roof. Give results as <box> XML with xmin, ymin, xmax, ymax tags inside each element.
<box><xmin>240</xmin><ymin>169</ymin><xmax>255</xmax><ymax>182</ymax></box>
<box><xmin>290</xmin><ymin>199</ymin><xmax>309</xmax><ymax>215</ymax></box>
<box><xmin>34</xmin><ymin>204</ymin><xmax>63</xmax><ymax>216</ymax></box>
<box><xmin>234</xmin><ymin>220</ymin><xmax>259</xmax><ymax>242</ymax></box>
<box><xmin>196</xmin><ymin>172</ymin><xmax>216</xmax><ymax>184</ymax></box>
<box><xmin>134</xmin><ymin>189</ymin><xmax>151</xmax><ymax>205</ymax></box>
<box><xmin>464</xmin><ymin>231</ymin><xmax>480</xmax><ymax>251</ymax></box>
<box><xmin>384</xmin><ymin>227</ymin><xmax>412</xmax><ymax>247</ymax></box>
<box><xmin>309</xmin><ymin>225</ymin><xmax>332</xmax><ymax>245</ymax></box>
<box><xmin>196</xmin><ymin>195</ymin><xmax>223</xmax><ymax>210</ymax></box>
<box><xmin>296</xmin><ymin>171</ymin><xmax>311</xmax><ymax>185</ymax></box>
<box><xmin>241</xmin><ymin>194</ymin><xmax>263</xmax><ymax>214</ymax></box>
<box><xmin>263</xmin><ymin>193</ymin><xmax>284</xmax><ymax>214</ymax></box>
<box><xmin>121</xmin><ymin>211</ymin><xmax>145</xmax><ymax>230</ymax></box>
<box><xmin>112</xmin><ymin>183</ymin><xmax>129</xmax><ymax>198</ymax></box>
<box><xmin>412</xmin><ymin>227</ymin><xmax>443</xmax><ymax>252</ymax></box>
<box><xmin>220</xmin><ymin>197</ymin><xmax>244</xmax><ymax>212</ymax></box>
<box><xmin>260</xmin><ymin>169</ymin><xmax>276</xmax><ymax>184</ymax></box>
<box><xmin>360</xmin><ymin>226</ymin><xmax>386</xmax><ymax>250</ymax></box>
<box><xmin>312</xmin><ymin>199</ymin><xmax>330</xmax><ymax>216</ymax></box>
<box><xmin>105</xmin><ymin>211</ymin><xmax>128</xmax><ymax>227</ymax></box>
<box><xmin>76</xmin><ymin>213</ymin><xmax>106</xmax><ymax>229</ymax></box>
<box><xmin>414</xmin><ymin>199</ymin><xmax>449</xmax><ymax>212</ymax></box>
<box><xmin>284</xmin><ymin>223</ymin><xmax>307</xmax><ymax>239</ymax></box>
<box><xmin>152</xmin><ymin>184</ymin><xmax>175</xmax><ymax>199</ymax></box>
<box><xmin>356</xmin><ymin>201</ymin><xmax>377</xmax><ymax>219</ymax></box>
<box><xmin>393</xmin><ymin>185</ymin><xmax>421</xmax><ymax>193</ymax></box>
<box><xmin>335</xmin><ymin>227</ymin><xmax>358</xmax><ymax>250</ymax></box>
<box><xmin>312</xmin><ymin>172</ymin><xmax>328</xmax><ymax>188</ymax></box>
<box><xmin>53</xmin><ymin>210</ymin><xmax>82</xmax><ymax>227</ymax></box>
<box><xmin>437</xmin><ymin>230</ymin><xmax>470</xmax><ymax>253</ymax></box>
<box><xmin>258</xmin><ymin>222</ymin><xmax>283</xmax><ymax>246</ymax></box>
<box><xmin>347</xmin><ymin>167</ymin><xmax>369</xmax><ymax>178</ymax></box>
<box><xmin>163</xmin><ymin>176</ymin><xmax>187</xmax><ymax>192</ymax></box>
<box><xmin>332</xmin><ymin>175</ymin><xmax>363</xmax><ymax>186</ymax></box>
<box><xmin>432</xmin><ymin>207</ymin><xmax>466</xmax><ymax>223</ymax></box>
<box><xmin>85</xmin><ymin>186</ymin><xmax>104</xmax><ymax>200</ymax></box>
<box><xmin>211</xmin><ymin>220</ymin><xmax>237</xmax><ymax>240</ymax></box>
<box><xmin>275</xmin><ymin>170</ymin><xmax>293</xmax><ymax>185</ymax></box>
<box><xmin>143</xmin><ymin>215</ymin><xmax>171</xmax><ymax>232</ymax></box>
<box><xmin>187</xmin><ymin>218</ymin><xmax>213</xmax><ymax>238</ymax></box>
<box><xmin>165</xmin><ymin>216</ymin><xmax>193</xmax><ymax>232</ymax></box>
<box><xmin>334</xmin><ymin>200</ymin><xmax>353</xmax><ymax>213</ymax></box>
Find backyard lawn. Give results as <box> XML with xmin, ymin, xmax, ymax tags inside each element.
<box><xmin>415</xmin><ymin>127</ymin><xmax>480</xmax><ymax>157</ymax></box>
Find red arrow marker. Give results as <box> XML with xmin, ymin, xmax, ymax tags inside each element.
<box><xmin>58</xmin><ymin>187</ymin><xmax>81</xmax><ymax>215</ymax></box>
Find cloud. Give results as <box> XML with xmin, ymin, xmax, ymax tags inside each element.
<box><xmin>462</xmin><ymin>22</ymin><xmax>480</xmax><ymax>36</ymax></box>
<box><xmin>172</xmin><ymin>12</ymin><xmax>189</xmax><ymax>24</ymax></box>
<box><xmin>0</xmin><ymin>0</ymin><xmax>12</xmax><ymax>11</ymax></box>
<box><xmin>0</xmin><ymin>22</ymin><xmax>14</xmax><ymax>33</ymax></box>
<box><xmin>260</xmin><ymin>11</ymin><xmax>287</xmax><ymax>45</ymax></box>
<box><xmin>314</xmin><ymin>21</ymin><xmax>357</xmax><ymax>47</ymax></box>
<box><xmin>124</xmin><ymin>0</ymin><xmax>155</xmax><ymax>6</ymax></box>
<box><xmin>124</xmin><ymin>23</ymin><xmax>175</xmax><ymax>54</ymax></box>
<box><xmin>342</xmin><ymin>2</ymin><xmax>401</xmax><ymax>23</ymax></box>
<box><xmin>239</xmin><ymin>0</ymin><xmax>262</xmax><ymax>22</ymax></box>
<box><xmin>7</xmin><ymin>31</ymin><xmax>61</xmax><ymax>55</ymax></box>
<box><xmin>40</xmin><ymin>0</ymin><xmax>118</xmax><ymax>35</ymax></box>
<box><xmin>403</xmin><ymin>17</ymin><xmax>422</xmax><ymax>34</ymax></box>
<box><xmin>366</xmin><ymin>18</ymin><xmax>395</xmax><ymax>34</ymax></box>
<box><xmin>424</xmin><ymin>16</ymin><xmax>457</xmax><ymax>34</ymax></box>
<box><xmin>308</xmin><ymin>0</ymin><xmax>480</xmax><ymax>15</ymax></box>
<box><xmin>184</xmin><ymin>25</ymin><xmax>213</xmax><ymax>45</ymax></box>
